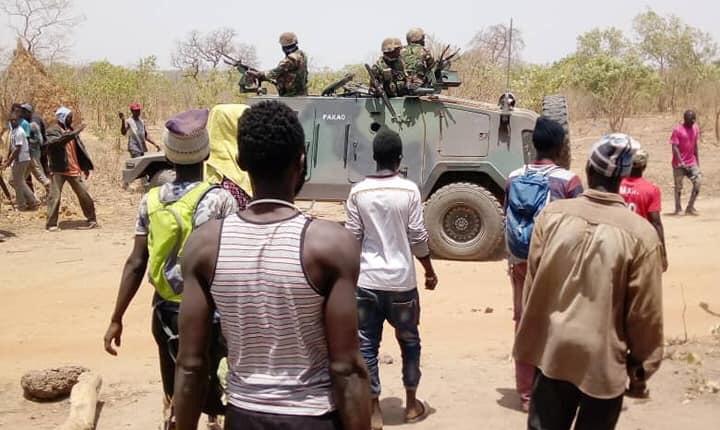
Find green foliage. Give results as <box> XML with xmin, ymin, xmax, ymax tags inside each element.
<box><xmin>307</xmin><ymin>64</ymin><xmax>368</xmax><ymax>95</ymax></box>
<box><xmin>567</xmin><ymin>54</ymin><xmax>660</xmax><ymax>130</ymax></box>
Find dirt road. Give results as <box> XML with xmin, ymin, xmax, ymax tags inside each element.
<box><xmin>1</xmin><ymin>196</ymin><xmax>719</xmax><ymax>429</ymax></box>
<box><xmin>1</xmin><ymin>113</ymin><xmax>719</xmax><ymax>429</ymax></box>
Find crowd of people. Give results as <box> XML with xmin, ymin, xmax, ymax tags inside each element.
<box><xmin>96</xmin><ymin>98</ymin><xmax>702</xmax><ymax>430</ymax></box>
<box><xmin>1</xmin><ymin>103</ymin><xmax>97</xmax><ymax>232</ymax></box>
<box><xmin>0</xmin><ymin>91</ymin><xmax>705</xmax><ymax>429</ymax></box>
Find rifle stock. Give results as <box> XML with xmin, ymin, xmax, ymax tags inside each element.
<box><xmin>364</xmin><ymin>64</ymin><xmax>398</xmax><ymax>121</ymax></box>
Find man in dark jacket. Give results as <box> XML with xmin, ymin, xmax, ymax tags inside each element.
<box><xmin>46</xmin><ymin>107</ymin><xmax>97</xmax><ymax>231</ymax></box>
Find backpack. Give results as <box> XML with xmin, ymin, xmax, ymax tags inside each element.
<box><xmin>147</xmin><ymin>182</ymin><xmax>217</xmax><ymax>303</ymax></box>
<box><xmin>506</xmin><ymin>166</ymin><xmax>557</xmax><ymax>260</ymax></box>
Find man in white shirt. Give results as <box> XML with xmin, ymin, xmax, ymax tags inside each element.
<box><xmin>2</xmin><ymin>112</ymin><xmax>39</xmax><ymax>210</ymax></box>
<box><xmin>345</xmin><ymin>128</ymin><xmax>438</xmax><ymax>430</ymax></box>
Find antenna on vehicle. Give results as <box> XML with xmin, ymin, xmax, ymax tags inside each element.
<box><xmin>499</xmin><ymin>18</ymin><xmax>516</xmax><ymax>113</ymax></box>
<box><xmin>506</xmin><ymin>18</ymin><xmax>513</xmax><ymax>93</ymax></box>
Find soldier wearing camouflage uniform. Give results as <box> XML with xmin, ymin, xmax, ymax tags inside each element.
<box><xmin>373</xmin><ymin>38</ymin><xmax>408</xmax><ymax>98</ymax></box>
<box><xmin>254</xmin><ymin>32</ymin><xmax>308</xmax><ymax>97</ymax></box>
<box><xmin>402</xmin><ymin>28</ymin><xmax>435</xmax><ymax>90</ymax></box>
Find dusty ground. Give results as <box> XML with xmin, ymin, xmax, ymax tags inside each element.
<box><xmin>1</xmin><ymin>114</ymin><xmax>719</xmax><ymax>429</ymax></box>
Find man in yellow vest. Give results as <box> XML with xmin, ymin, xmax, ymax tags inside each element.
<box><xmin>103</xmin><ymin>109</ymin><xmax>238</xmax><ymax>429</ymax></box>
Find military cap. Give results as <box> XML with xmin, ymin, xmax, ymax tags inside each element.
<box><xmin>279</xmin><ymin>32</ymin><xmax>298</xmax><ymax>47</ymax></box>
<box><xmin>406</xmin><ymin>27</ymin><xmax>425</xmax><ymax>44</ymax></box>
<box><xmin>381</xmin><ymin>37</ymin><xmax>403</xmax><ymax>53</ymax></box>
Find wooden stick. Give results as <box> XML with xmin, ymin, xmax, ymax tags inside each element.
<box><xmin>57</xmin><ymin>372</ymin><xmax>102</xmax><ymax>430</ymax></box>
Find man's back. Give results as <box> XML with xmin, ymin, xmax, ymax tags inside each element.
<box><xmin>507</xmin><ymin>162</ymin><xmax>583</xmax><ymax>202</ymax></box>
<box><xmin>210</xmin><ymin>211</ymin><xmax>334</xmax><ymax>415</ymax></box>
<box><xmin>620</xmin><ymin>176</ymin><xmax>661</xmax><ymax>219</ymax></box>
<box><xmin>346</xmin><ymin>175</ymin><xmax>427</xmax><ymax>291</ymax></box>
<box><xmin>515</xmin><ymin>190</ymin><xmax>664</xmax><ymax>398</ymax></box>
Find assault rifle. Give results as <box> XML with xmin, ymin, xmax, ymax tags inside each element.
<box><xmin>364</xmin><ymin>63</ymin><xmax>398</xmax><ymax>121</ymax></box>
<box><xmin>434</xmin><ymin>44</ymin><xmax>461</xmax><ymax>83</ymax></box>
<box><xmin>222</xmin><ymin>54</ymin><xmax>268</xmax><ymax>95</ymax></box>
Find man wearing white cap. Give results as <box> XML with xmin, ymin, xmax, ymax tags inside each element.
<box><xmin>104</xmin><ymin>109</ymin><xmax>237</xmax><ymax>429</ymax></box>
<box><xmin>46</xmin><ymin>107</ymin><xmax>96</xmax><ymax>230</ymax></box>
<box><xmin>514</xmin><ymin>134</ymin><xmax>664</xmax><ymax>430</ymax></box>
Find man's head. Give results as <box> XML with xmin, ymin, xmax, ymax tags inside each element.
<box><xmin>163</xmin><ymin>109</ymin><xmax>210</xmax><ymax>168</ymax></box>
<box><xmin>8</xmin><ymin>110</ymin><xmax>19</xmax><ymax>129</ymax></box>
<box><xmin>586</xmin><ymin>133</ymin><xmax>639</xmax><ymax>192</ymax></box>
<box><xmin>629</xmin><ymin>149</ymin><xmax>649</xmax><ymax>178</ymax></box>
<box><xmin>279</xmin><ymin>32</ymin><xmax>299</xmax><ymax>56</ymax></box>
<box><xmin>406</xmin><ymin>27</ymin><xmax>425</xmax><ymax>46</ymax></box>
<box><xmin>372</xmin><ymin>127</ymin><xmax>403</xmax><ymax>172</ymax></box>
<box><xmin>19</xmin><ymin>103</ymin><xmax>33</xmax><ymax>120</ymax></box>
<box><xmin>55</xmin><ymin>107</ymin><xmax>73</xmax><ymax>128</ymax></box>
<box><xmin>382</xmin><ymin>37</ymin><xmax>403</xmax><ymax>62</ymax></box>
<box><xmin>237</xmin><ymin>101</ymin><xmax>306</xmax><ymax>196</ymax></box>
<box><xmin>532</xmin><ymin>116</ymin><xmax>566</xmax><ymax>161</ymax></box>
<box><xmin>129</xmin><ymin>102</ymin><xmax>142</xmax><ymax>119</ymax></box>
<box><xmin>683</xmin><ymin>110</ymin><xmax>696</xmax><ymax>127</ymax></box>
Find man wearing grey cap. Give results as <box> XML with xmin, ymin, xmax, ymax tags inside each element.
<box><xmin>104</xmin><ymin>109</ymin><xmax>237</xmax><ymax>429</ymax></box>
<box><xmin>514</xmin><ymin>134</ymin><xmax>664</xmax><ymax>430</ymax></box>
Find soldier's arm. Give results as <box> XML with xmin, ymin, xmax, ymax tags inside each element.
<box><xmin>266</xmin><ymin>57</ymin><xmax>296</xmax><ymax>81</ymax></box>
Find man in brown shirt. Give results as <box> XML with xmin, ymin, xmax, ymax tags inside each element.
<box><xmin>514</xmin><ymin>134</ymin><xmax>664</xmax><ymax>430</ymax></box>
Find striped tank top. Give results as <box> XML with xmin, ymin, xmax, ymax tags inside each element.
<box><xmin>211</xmin><ymin>212</ymin><xmax>334</xmax><ymax>416</ymax></box>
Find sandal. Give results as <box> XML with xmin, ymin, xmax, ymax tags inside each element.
<box><xmin>405</xmin><ymin>399</ymin><xmax>430</xmax><ymax>424</ymax></box>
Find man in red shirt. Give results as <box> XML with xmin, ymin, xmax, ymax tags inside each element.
<box><xmin>620</xmin><ymin>149</ymin><xmax>667</xmax><ymax>271</ymax></box>
<box><xmin>669</xmin><ymin>110</ymin><xmax>701</xmax><ymax>215</ymax></box>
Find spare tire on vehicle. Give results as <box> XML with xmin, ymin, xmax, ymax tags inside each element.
<box><xmin>424</xmin><ymin>182</ymin><xmax>504</xmax><ymax>261</ymax></box>
<box><xmin>542</xmin><ymin>95</ymin><xmax>571</xmax><ymax>169</ymax></box>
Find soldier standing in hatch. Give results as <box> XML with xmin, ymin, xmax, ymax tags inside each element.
<box><xmin>252</xmin><ymin>32</ymin><xmax>308</xmax><ymax>97</ymax></box>
<box><xmin>401</xmin><ymin>28</ymin><xmax>435</xmax><ymax>90</ymax></box>
<box><xmin>373</xmin><ymin>38</ymin><xmax>408</xmax><ymax>97</ymax></box>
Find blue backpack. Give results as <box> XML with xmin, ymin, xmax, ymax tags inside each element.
<box><xmin>506</xmin><ymin>166</ymin><xmax>557</xmax><ymax>260</ymax></box>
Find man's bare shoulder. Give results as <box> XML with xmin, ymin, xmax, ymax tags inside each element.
<box><xmin>306</xmin><ymin>218</ymin><xmax>358</xmax><ymax>254</ymax></box>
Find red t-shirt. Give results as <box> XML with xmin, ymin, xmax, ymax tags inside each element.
<box><xmin>620</xmin><ymin>177</ymin><xmax>661</xmax><ymax>219</ymax></box>
<box><xmin>669</xmin><ymin>123</ymin><xmax>699</xmax><ymax>168</ymax></box>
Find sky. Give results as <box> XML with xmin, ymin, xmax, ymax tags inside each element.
<box><xmin>1</xmin><ymin>0</ymin><xmax>719</xmax><ymax>70</ymax></box>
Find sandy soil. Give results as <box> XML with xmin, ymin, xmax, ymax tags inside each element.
<box><xmin>1</xmin><ymin>114</ymin><xmax>719</xmax><ymax>429</ymax></box>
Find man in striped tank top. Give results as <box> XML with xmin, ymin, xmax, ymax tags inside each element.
<box><xmin>346</xmin><ymin>128</ymin><xmax>438</xmax><ymax>429</ymax></box>
<box><xmin>174</xmin><ymin>101</ymin><xmax>371</xmax><ymax>430</ymax></box>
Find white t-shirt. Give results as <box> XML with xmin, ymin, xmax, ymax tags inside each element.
<box><xmin>11</xmin><ymin>127</ymin><xmax>31</xmax><ymax>163</ymax></box>
<box><xmin>345</xmin><ymin>174</ymin><xmax>430</xmax><ymax>292</ymax></box>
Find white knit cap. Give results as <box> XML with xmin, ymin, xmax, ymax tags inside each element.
<box><xmin>588</xmin><ymin>133</ymin><xmax>640</xmax><ymax>178</ymax></box>
<box><xmin>163</xmin><ymin>109</ymin><xmax>210</xmax><ymax>165</ymax></box>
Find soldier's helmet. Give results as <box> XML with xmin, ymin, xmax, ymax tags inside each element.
<box><xmin>381</xmin><ymin>37</ymin><xmax>403</xmax><ymax>53</ymax></box>
<box><xmin>279</xmin><ymin>32</ymin><xmax>298</xmax><ymax>47</ymax></box>
<box><xmin>406</xmin><ymin>27</ymin><xmax>425</xmax><ymax>44</ymax></box>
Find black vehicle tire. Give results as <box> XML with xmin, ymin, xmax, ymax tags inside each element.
<box><xmin>424</xmin><ymin>182</ymin><xmax>505</xmax><ymax>261</ymax></box>
<box><xmin>148</xmin><ymin>168</ymin><xmax>176</xmax><ymax>189</ymax></box>
<box><xmin>542</xmin><ymin>95</ymin><xmax>571</xmax><ymax>168</ymax></box>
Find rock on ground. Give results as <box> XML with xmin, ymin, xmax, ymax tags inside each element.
<box><xmin>21</xmin><ymin>366</ymin><xmax>89</xmax><ymax>401</ymax></box>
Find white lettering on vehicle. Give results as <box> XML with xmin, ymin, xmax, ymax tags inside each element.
<box><xmin>322</xmin><ymin>113</ymin><xmax>346</xmax><ymax>121</ymax></box>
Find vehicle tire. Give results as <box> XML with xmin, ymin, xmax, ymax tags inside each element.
<box><xmin>542</xmin><ymin>95</ymin><xmax>571</xmax><ymax>169</ymax></box>
<box><xmin>148</xmin><ymin>168</ymin><xmax>176</xmax><ymax>189</ymax></box>
<box><xmin>424</xmin><ymin>182</ymin><xmax>505</xmax><ymax>261</ymax></box>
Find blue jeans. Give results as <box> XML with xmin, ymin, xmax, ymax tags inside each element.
<box><xmin>357</xmin><ymin>287</ymin><xmax>421</xmax><ymax>397</ymax></box>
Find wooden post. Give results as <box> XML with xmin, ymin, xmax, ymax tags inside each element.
<box><xmin>56</xmin><ymin>372</ymin><xmax>103</xmax><ymax>430</ymax></box>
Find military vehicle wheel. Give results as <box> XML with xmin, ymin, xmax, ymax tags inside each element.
<box><xmin>425</xmin><ymin>182</ymin><xmax>504</xmax><ymax>261</ymax></box>
<box><xmin>542</xmin><ymin>95</ymin><xmax>571</xmax><ymax>168</ymax></box>
<box><xmin>149</xmin><ymin>168</ymin><xmax>176</xmax><ymax>188</ymax></box>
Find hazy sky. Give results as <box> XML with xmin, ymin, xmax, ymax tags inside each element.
<box><xmin>2</xmin><ymin>0</ymin><xmax>719</xmax><ymax>70</ymax></box>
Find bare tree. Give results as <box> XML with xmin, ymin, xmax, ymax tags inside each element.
<box><xmin>468</xmin><ymin>24</ymin><xmax>524</xmax><ymax>65</ymax></box>
<box><xmin>0</xmin><ymin>0</ymin><xmax>84</xmax><ymax>62</ymax></box>
<box><xmin>171</xmin><ymin>27</ymin><xmax>258</xmax><ymax>79</ymax></box>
